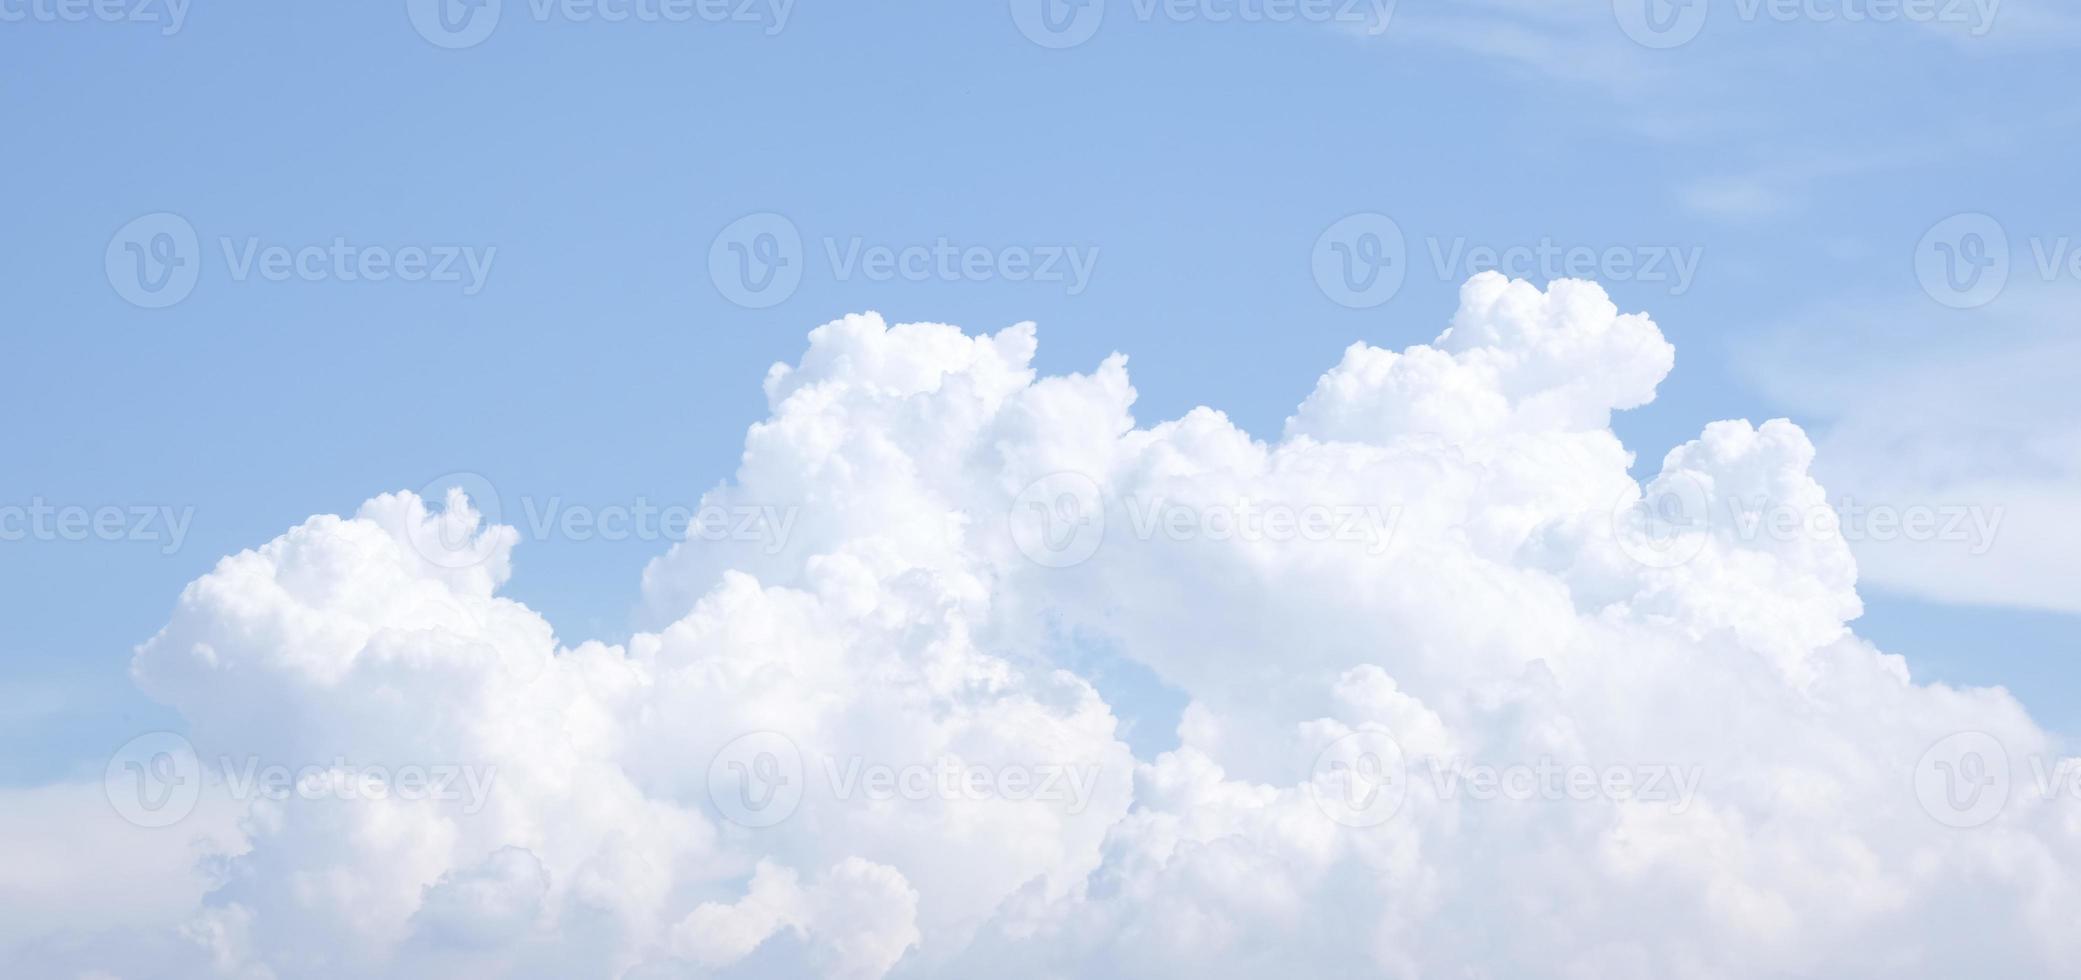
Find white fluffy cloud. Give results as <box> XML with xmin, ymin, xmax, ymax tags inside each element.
<box><xmin>17</xmin><ymin>273</ymin><xmax>2080</xmax><ymax>978</ymax></box>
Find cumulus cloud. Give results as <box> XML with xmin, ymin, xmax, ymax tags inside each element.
<box><xmin>669</xmin><ymin>858</ymin><xmax>918</xmax><ymax>980</ymax></box>
<box><xmin>17</xmin><ymin>273</ymin><xmax>2080</xmax><ymax>978</ymax></box>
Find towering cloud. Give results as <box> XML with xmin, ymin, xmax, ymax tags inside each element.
<box><xmin>31</xmin><ymin>274</ymin><xmax>2074</xmax><ymax>978</ymax></box>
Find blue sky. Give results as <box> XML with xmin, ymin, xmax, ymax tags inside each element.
<box><xmin>3</xmin><ymin>0</ymin><xmax>2076</xmax><ymax>785</ymax></box>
